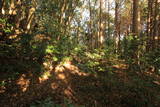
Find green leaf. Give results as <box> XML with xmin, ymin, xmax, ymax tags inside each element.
<box><xmin>53</xmin><ymin>56</ymin><xmax>58</xmax><ymax>61</ymax></box>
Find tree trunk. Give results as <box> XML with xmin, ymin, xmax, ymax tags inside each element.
<box><xmin>89</xmin><ymin>0</ymin><xmax>93</xmax><ymax>49</ymax></box>
<box><xmin>132</xmin><ymin>0</ymin><xmax>139</xmax><ymax>36</ymax></box>
<box><xmin>98</xmin><ymin>0</ymin><xmax>105</xmax><ymax>48</ymax></box>
<box><xmin>115</xmin><ymin>0</ymin><xmax>120</xmax><ymax>53</ymax></box>
<box><xmin>107</xmin><ymin>0</ymin><xmax>110</xmax><ymax>37</ymax></box>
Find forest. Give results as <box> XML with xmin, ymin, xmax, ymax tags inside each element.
<box><xmin>0</xmin><ymin>0</ymin><xmax>160</xmax><ymax>107</ymax></box>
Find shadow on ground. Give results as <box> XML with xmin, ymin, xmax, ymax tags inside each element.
<box><xmin>0</xmin><ymin>60</ymin><xmax>160</xmax><ymax>107</ymax></box>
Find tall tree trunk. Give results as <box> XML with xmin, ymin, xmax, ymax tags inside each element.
<box><xmin>132</xmin><ymin>0</ymin><xmax>139</xmax><ymax>36</ymax></box>
<box><xmin>98</xmin><ymin>0</ymin><xmax>105</xmax><ymax>48</ymax></box>
<box><xmin>153</xmin><ymin>0</ymin><xmax>159</xmax><ymax>47</ymax></box>
<box><xmin>147</xmin><ymin>0</ymin><xmax>159</xmax><ymax>50</ymax></box>
<box><xmin>107</xmin><ymin>0</ymin><xmax>110</xmax><ymax>37</ymax></box>
<box><xmin>115</xmin><ymin>0</ymin><xmax>119</xmax><ymax>53</ymax></box>
<box><xmin>89</xmin><ymin>0</ymin><xmax>93</xmax><ymax>49</ymax></box>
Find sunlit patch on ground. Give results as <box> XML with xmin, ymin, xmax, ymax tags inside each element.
<box><xmin>43</xmin><ymin>62</ymin><xmax>53</xmax><ymax>71</ymax></box>
<box><xmin>55</xmin><ymin>65</ymin><xmax>65</xmax><ymax>73</ymax></box>
<box><xmin>39</xmin><ymin>71</ymin><xmax>51</xmax><ymax>83</ymax></box>
<box><xmin>57</xmin><ymin>73</ymin><xmax>66</xmax><ymax>80</ymax></box>
<box><xmin>16</xmin><ymin>74</ymin><xmax>30</xmax><ymax>92</ymax></box>
<box><xmin>1</xmin><ymin>59</ymin><xmax>159</xmax><ymax>106</ymax></box>
<box><xmin>64</xmin><ymin>86</ymin><xmax>74</xmax><ymax>98</ymax></box>
<box><xmin>54</xmin><ymin>61</ymin><xmax>88</xmax><ymax>76</ymax></box>
<box><xmin>153</xmin><ymin>81</ymin><xmax>160</xmax><ymax>85</ymax></box>
<box><xmin>62</xmin><ymin>61</ymin><xmax>88</xmax><ymax>76</ymax></box>
<box><xmin>112</xmin><ymin>64</ymin><xmax>128</xmax><ymax>70</ymax></box>
<box><xmin>51</xmin><ymin>82</ymin><xmax>58</xmax><ymax>89</ymax></box>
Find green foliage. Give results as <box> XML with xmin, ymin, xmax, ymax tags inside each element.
<box><xmin>0</xmin><ymin>18</ymin><xmax>13</xmax><ymax>34</ymax></box>
<box><xmin>121</xmin><ymin>35</ymin><xmax>140</xmax><ymax>62</ymax></box>
<box><xmin>30</xmin><ymin>98</ymin><xmax>84</xmax><ymax>107</ymax></box>
<box><xmin>1</xmin><ymin>0</ymin><xmax>160</xmax><ymax>106</ymax></box>
<box><xmin>30</xmin><ymin>97</ymin><xmax>54</xmax><ymax>107</ymax></box>
<box><xmin>0</xmin><ymin>81</ymin><xmax>6</xmax><ymax>87</ymax></box>
<box><xmin>45</xmin><ymin>45</ymin><xmax>59</xmax><ymax>55</ymax></box>
<box><xmin>121</xmin><ymin>35</ymin><xmax>160</xmax><ymax>72</ymax></box>
<box><xmin>141</xmin><ymin>49</ymin><xmax>160</xmax><ymax>71</ymax></box>
<box><xmin>71</xmin><ymin>44</ymin><xmax>87</xmax><ymax>57</ymax></box>
<box><xmin>73</xmin><ymin>47</ymin><xmax>116</xmax><ymax>73</ymax></box>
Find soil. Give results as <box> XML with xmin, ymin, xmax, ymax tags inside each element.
<box><xmin>0</xmin><ymin>61</ymin><xmax>160</xmax><ymax>107</ymax></box>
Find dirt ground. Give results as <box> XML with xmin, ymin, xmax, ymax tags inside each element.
<box><xmin>0</xmin><ymin>61</ymin><xmax>160</xmax><ymax>107</ymax></box>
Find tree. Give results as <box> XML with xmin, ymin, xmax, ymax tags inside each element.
<box><xmin>114</xmin><ymin>0</ymin><xmax>122</xmax><ymax>52</ymax></box>
<box><xmin>98</xmin><ymin>0</ymin><xmax>106</xmax><ymax>48</ymax></box>
<box><xmin>147</xmin><ymin>0</ymin><xmax>160</xmax><ymax>49</ymax></box>
<box><xmin>132</xmin><ymin>0</ymin><xmax>139</xmax><ymax>36</ymax></box>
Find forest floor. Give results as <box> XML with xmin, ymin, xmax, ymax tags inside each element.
<box><xmin>0</xmin><ymin>58</ymin><xmax>160</xmax><ymax>107</ymax></box>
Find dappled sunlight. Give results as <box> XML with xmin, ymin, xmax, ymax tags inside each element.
<box><xmin>1</xmin><ymin>59</ymin><xmax>160</xmax><ymax>106</ymax></box>
<box><xmin>54</xmin><ymin>64</ymin><xmax>67</xmax><ymax>81</ymax></box>
<box><xmin>63</xmin><ymin>61</ymin><xmax>79</xmax><ymax>73</ymax></box>
<box><xmin>52</xmin><ymin>61</ymin><xmax>89</xmax><ymax>83</ymax></box>
<box><xmin>112</xmin><ymin>63</ymin><xmax>128</xmax><ymax>70</ymax></box>
<box><xmin>63</xmin><ymin>61</ymin><xmax>73</xmax><ymax>69</ymax></box>
<box><xmin>62</xmin><ymin>61</ymin><xmax>88</xmax><ymax>76</ymax></box>
<box><xmin>57</xmin><ymin>73</ymin><xmax>66</xmax><ymax>80</ymax></box>
<box><xmin>8</xmin><ymin>34</ymin><xmax>18</xmax><ymax>39</ymax></box>
<box><xmin>39</xmin><ymin>71</ymin><xmax>51</xmax><ymax>83</ymax></box>
<box><xmin>64</xmin><ymin>86</ymin><xmax>73</xmax><ymax>97</ymax></box>
<box><xmin>64</xmin><ymin>86</ymin><xmax>78</xmax><ymax>101</ymax></box>
<box><xmin>0</xmin><ymin>81</ymin><xmax>6</xmax><ymax>94</ymax></box>
<box><xmin>51</xmin><ymin>82</ymin><xmax>59</xmax><ymax>89</ymax></box>
<box><xmin>85</xmin><ymin>52</ymin><xmax>103</xmax><ymax>59</ymax></box>
<box><xmin>16</xmin><ymin>74</ymin><xmax>30</xmax><ymax>92</ymax></box>
<box><xmin>1</xmin><ymin>0</ymin><xmax>160</xmax><ymax>106</ymax></box>
<box><xmin>55</xmin><ymin>65</ymin><xmax>65</xmax><ymax>73</ymax></box>
<box><xmin>34</xmin><ymin>34</ymin><xmax>51</xmax><ymax>41</ymax></box>
<box><xmin>153</xmin><ymin>81</ymin><xmax>160</xmax><ymax>85</ymax></box>
<box><xmin>43</xmin><ymin>62</ymin><xmax>54</xmax><ymax>71</ymax></box>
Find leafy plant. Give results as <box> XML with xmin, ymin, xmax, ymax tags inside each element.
<box><xmin>30</xmin><ymin>98</ymin><xmax>84</xmax><ymax>107</ymax></box>
<box><xmin>30</xmin><ymin>97</ymin><xmax>54</xmax><ymax>107</ymax></box>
